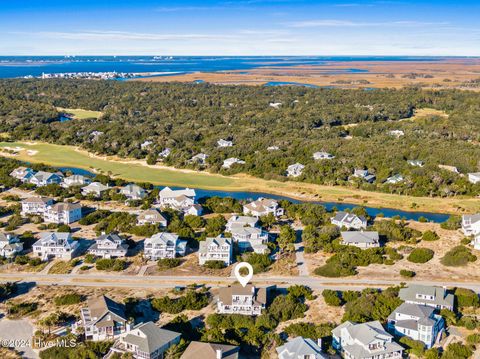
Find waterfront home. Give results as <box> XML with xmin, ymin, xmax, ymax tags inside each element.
<box><xmin>352</xmin><ymin>169</ymin><xmax>376</xmax><ymax>183</ymax></box>
<box><xmin>276</xmin><ymin>337</ymin><xmax>326</xmax><ymax>359</ymax></box>
<box><xmin>137</xmin><ymin>208</ymin><xmax>167</xmax><ymax>227</ymax></box>
<box><xmin>385</xmin><ymin>174</ymin><xmax>404</xmax><ymax>184</ymax></box>
<box><xmin>399</xmin><ymin>285</ymin><xmax>454</xmax><ymax>311</ymax></box>
<box><xmin>217</xmin><ymin>139</ymin><xmax>233</xmax><ymax>148</ymax></box>
<box><xmin>331</xmin><ymin>211</ymin><xmax>367</xmax><ymax>230</ymax></box>
<box><xmin>89</xmin><ymin>130</ymin><xmax>104</xmax><ymax>141</ymax></box>
<box><xmin>181</xmin><ymin>341</ymin><xmax>240</xmax><ymax>359</ymax></box>
<box><xmin>82</xmin><ymin>182</ymin><xmax>110</xmax><ymax>197</ymax></box>
<box><xmin>144</xmin><ymin>232</ymin><xmax>187</xmax><ymax>260</ymax></box>
<box><xmin>21</xmin><ymin>196</ymin><xmax>54</xmax><ymax>216</ymax></box>
<box><xmin>222</xmin><ymin>157</ymin><xmax>245</xmax><ymax>169</ymax></box>
<box><xmin>184</xmin><ymin>203</ymin><xmax>203</xmax><ymax>216</ymax></box>
<box><xmin>10</xmin><ymin>166</ymin><xmax>35</xmax><ymax>182</ymax></box>
<box><xmin>33</xmin><ymin>232</ymin><xmax>80</xmax><ymax>260</ymax></box>
<box><xmin>243</xmin><ymin>198</ymin><xmax>284</xmax><ymax>217</ymax></box>
<box><xmin>340</xmin><ymin>231</ymin><xmax>380</xmax><ymax>249</ymax></box>
<box><xmin>468</xmin><ymin>172</ymin><xmax>480</xmax><ymax>184</ymax></box>
<box><xmin>44</xmin><ymin>202</ymin><xmax>83</xmax><ymax>224</ymax></box>
<box><xmin>0</xmin><ymin>233</ymin><xmax>23</xmax><ymax>258</ymax></box>
<box><xmin>313</xmin><ymin>151</ymin><xmax>335</xmax><ymax>160</ymax></box>
<box><xmin>88</xmin><ymin>232</ymin><xmax>128</xmax><ymax>259</ymax></box>
<box><xmin>408</xmin><ymin>159</ymin><xmax>424</xmax><ymax>167</ymax></box>
<box><xmin>332</xmin><ymin>320</ymin><xmax>403</xmax><ymax>359</ymax></box>
<box><xmin>140</xmin><ymin>140</ymin><xmax>153</xmax><ymax>150</ymax></box>
<box><xmin>198</xmin><ymin>236</ymin><xmax>233</xmax><ymax>266</ymax></box>
<box><xmin>191</xmin><ymin>153</ymin><xmax>208</xmax><ymax>165</ymax></box>
<box><xmin>387</xmin><ymin>303</ymin><xmax>444</xmax><ymax>349</ymax></box>
<box><xmin>226</xmin><ymin>215</ymin><xmax>258</xmax><ymax>232</ymax></box>
<box><xmin>286</xmin><ymin>163</ymin><xmax>305</xmax><ymax>177</ymax></box>
<box><xmin>462</xmin><ymin>214</ymin><xmax>480</xmax><ymax>236</ymax></box>
<box><xmin>76</xmin><ymin>295</ymin><xmax>130</xmax><ymax>341</ymax></box>
<box><xmin>158</xmin><ymin>148</ymin><xmax>171</xmax><ymax>159</ymax></box>
<box><xmin>217</xmin><ymin>284</ymin><xmax>276</xmax><ymax>316</ymax></box>
<box><xmin>120</xmin><ymin>184</ymin><xmax>147</xmax><ymax>200</ymax></box>
<box><xmin>158</xmin><ymin>187</ymin><xmax>196</xmax><ymax>208</ymax></box>
<box><xmin>63</xmin><ymin>174</ymin><xmax>91</xmax><ymax>188</ymax></box>
<box><xmin>230</xmin><ymin>226</ymin><xmax>269</xmax><ymax>254</ymax></box>
<box><xmin>29</xmin><ymin>171</ymin><xmax>63</xmax><ymax>187</ymax></box>
<box><xmin>107</xmin><ymin>321</ymin><xmax>181</xmax><ymax>359</ymax></box>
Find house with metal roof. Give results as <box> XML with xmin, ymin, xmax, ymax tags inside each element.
<box><xmin>399</xmin><ymin>285</ymin><xmax>454</xmax><ymax>311</ymax></box>
<box><xmin>352</xmin><ymin>169</ymin><xmax>376</xmax><ymax>183</ymax></box>
<box><xmin>30</xmin><ymin>171</ymin><xmax>63</xmax><ymax>187</ymax></box>
<box><xmin>276</xmin><ymin>336</ymin><xmax>326</xmax><ymax>359</ymax></box>
<box><xmin>10</xmin><ymin>166</ymin><xmax>35</xmax><ymax>182</ymax></box>
<box><xmin>340</xmin><ymin>231</ymin><xmax>380</xmax><ymax>249</ymax></box>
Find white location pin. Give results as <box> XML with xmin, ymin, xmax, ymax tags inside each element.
<box><xmin>234</xmin><ymin>262</ymin><xmax>254</xmax><ymax>287</ymax></box>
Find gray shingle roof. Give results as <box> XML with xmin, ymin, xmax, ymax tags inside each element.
<box><xmin>341</xmin><ymin>231</ymin><xmax>379</xmax><ymax>244</ymax></box>
<box><xmin>122</xmin><ymin>322</ymin><xmax>180</xmax><ymax>354</ymax></box>
<box><xmin>276</xmin><ymin>336</ymin><xmax>326</xmax><ymax>359</ymax></box>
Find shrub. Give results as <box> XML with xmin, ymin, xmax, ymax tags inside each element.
<box><xmin>442</xmin><ymin>342</ymin><xmax>472</xmax><ymax>359</ymax></box>
<box><xmin>457</xmin><ymin>316</ymin><xmax>479</xmax><ymax>330</ymax></box>
<box><xmin>407</xmin><ymin>248</ymin><xmax>434</xmax><ymax>263</ymax></box>
<box><xmin>400</xmin><ymin>269</ymin><xmax>415</xmax><ymax>278</ymax></box>
<box><xmin>157</xmin><ymin>258</ymin><xmax>181</xmax><ymax>270</ymax></box>
<box><xmin>440</xmin><ymin>215</ymin><xmax>461</xmax><ymax>230</ymax></box>
<box><xmin>441</xmin><ymin>246</ymin><xmax>477</xmax><ymax>266</ymax></box>
<box><xmin>455</xmin><ymin>288</ymin><xmax>479</xmax><ymax>308</ymax></box>
<box><xmin>7</xmin><ymin>302</ymin><xmax>38</xmax><ymax>318</ymax></box>
<box><xmin>422</xmin><ymin>230</ymin><xmax>439</xmax><ymax>241</ymax></box>
<box><xmin>84</xmin><ymin>254</ymin><xmax>97</xmax><ymax>263</ymax></box>
<box><xmin>57</xmin><ymin>224</ymin><xmax>71</xmax><ymax>233</ymax></box>
<box><xmin>96</xmin><ymin>258</ymin><xmax>126</xmax><ymax>271</ymax></box>
<box><xmin>54</xmin><ymin>293</ymin><xmax>84</xmax><ymax>306</ymax></box>
<box><xmin>399</xmin><ymin>337</ymin><xmax>425</xmax><ymax>357</ymax></box>
<box><xmin>202</xmin><ymin>260</ymin><xmax>225</xmax><ymax>269</ymax></box>
<box><xmin>151</xmin><ymin>290</ymin><xmax>209</xmax><ymax>314</ymax></box>
<box><xmin>322</xmin><ymin>290</ymin><xmax>342</xmax><ymax>306</ymax></box>
<box><xmin>240</xmin><ymin>253</ymin><xmax>272</xmax><ymax>273</ymax></box>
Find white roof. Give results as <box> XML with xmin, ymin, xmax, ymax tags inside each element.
<box><xmin>159</xmin><ymin>186</ymin><xmax>196</xmax><ymax>199</ymax></box>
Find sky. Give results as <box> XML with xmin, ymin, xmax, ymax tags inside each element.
<box><xmin>0</xmin><ymin>0</ymin><xmax>479</xmax><ymax>56</ymax></box>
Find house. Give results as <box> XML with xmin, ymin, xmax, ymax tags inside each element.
<box><xmin>387</xmin><ymin>303</ymin><xmax>444</xmax><ymax>349</ymax></box>
<box><xmin>243</xmin><ymin>197</ymin><xmax>284</xmax><ymax>217</ymax></box>
<box><xmin>332</xmin><ymin>320</ymin><xmax>404</xmax><ymax>359</ymax></box>
<box><xmin>471</xmin><ymin>234</ymin><xmax>480</xmax><ymax>250</ymax></box>
<box><xmin>217</xmin><ymin>139</ymin><xmax>233</xmax><ymax>148</ymax></box>
<box><xmin>158</xmin><ymin>187</ymin><xmax>196</xmax><ymax>208</ymax></box>
<box><xmin>468</xmin><ymin>172</ymin><xmax>480</xmax><ymax>184</ymax></box>
<box><xmin>267</xmin><ymin>146</ymin><xmax>280</xmax><ymax>151</ymax></box>
<box><xmin>408</xmin><ymin>160</ymin><xmax>424</xmax><ymax>167</ymax></box>
<box><xmin>82</xmin><ymin>182</ymin><xmax>111</xmax><ymax>197</ymax></box>
<box><xmin>462</xmin><ymin>214</ymin><xmax>480</xmax><ymax>236</ymax></box>
<box><xmin>184</xmin><ymin>203</ymin><xmax>203</xmax><ymax>216</ymax></box>
<box><xmin>230</xmin><ymin>226</ymin><xmax>269</xmax><ymax>254</ymax></box>
<box><xmin>33</xmin><ymin>232</ymin><xmax>80</xmax><ymax>260</ymax></box>
<box><xmin>287</xmin><ymin>163</ymin><xmax>305</xmax><ymax>178</ymax></box>
<box><xmin>106</xmin><ymin>322</ymin><xmax>181</xmax><ymax>359</ymax></box>
<box><xmin>269</xmin><ymin>102</ymin><xmax>282</xmax><ymax>108</ymax></box>
<box><xmin>352</xmin><ymin>169</ymin><xmax>376</xmax><ymax>183</ymax></box>
<box><xmin>198</xmin><ymin>236</ymin><xmax>233</xmax><ymax>266</ymax></box>
<box><xmin>76</xmin><ymin>295</ymin><xmax>130</xmax><ymax>341</ymax></box>
<box><xmin>331</xmin><ymin>211</ymin><xmax>367</xmax><ymax>230</ymax></box>
<box><xmin>158</xmin><ymin>148</ymin><xmax>171</xmax><ymax>159</ymax></box>
<box><xmin>21</xmin><ymin>197</ymin><xmax>54</xmax><ymax>216</ymax></box>
<box><xmin>140</xmin><ymin>140</ymin><xmax>153</xmax><ymax>150</ymax></box>
<box><xmin>341</xmin><ymin>231</ymin><xmax>380</xmax><ymax>249</ymax></box>
<box><xmin>63</xmin><ymin>175</ymin><xmax>92</xmax><ymax>188</ymax></box>
<box><xmin>226</xmin><ymin>216</ymin><xmax>258</xmax><ymax>232</ymax></box>
<box><xmin>137</xmin><ymin>209</ymin><xmax>167</xmax><ymax>227</ymax></box>
<box><xmin>439</xmin><ymin>164</ymin><xmax>460</xmax><ymax>174</ymax></box>
<box><xmin>0</xmin><ymin>233</ymin><xmax>23</xmax><ymax>258</ymax></box>
<box><xmin>313</xmin><ymin>151</ymin><xmax>335</xmax><ymax>160</ymax></box>
<box><xmin>388</xmin><ymin>130</ymin><xmax>405</xmax><ymax>137</ymax></box>
<box><xmin>181</xmin><ymin>341</ymin><xmax>240</xmax><ymax>359</ymax></box>
<box><xmin>217</xmin><ymin>284</ymin><xmax>276</xmax><ymax>316</ymax></box>
<box><xmin>276</xmin><ymin>337</ymin><xmax>326</xmax><ymax>359</ymax></box>
<box><xmin>44</xmin><ymin>202</ymin><xmax>83</xmax><ymax>224</ymax></box>
<box><xmin>88</xmin><ymin>232</ymin><xmax>128</xmax><ymax>259</ymax></box>
<box><xmin>30</xmin><ymin>171</ymin><xmax>63</xmax><ymax>187</ymax></box>
<box><xmin>191</xmin><ymin>153</ymin><xmax>208</xmax><ymax>165</ymax></box>
<box><xmin>399</xmin><ymin>285</ymin><xmax>454</xmax><ymax>311</ymax></box>
<box><xmin>222</xmin><ymin>158</ymin><xmax>245</xmax><ymax>169</ymax></box>
<box><xmin>385</xmin><ymin>174</ymin><xmax>404</xmax><ymax>184</ymax></box>
<box><xmin>144</xmin><ymin>232</ymin><xmax>187</xmax><ymax>260</ymax></box>
<box><xmin>10</xmin><ymin>166</ymin><xmax>35</xmax><ymax>182</ymax></box>
<box><xmin>120</xmin><ymin>184</ymin><xmax>147</xmax><ymax>200</ymax></box>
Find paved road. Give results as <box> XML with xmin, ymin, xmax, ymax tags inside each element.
<box><xmin>0</xmin><ymin>319</ymin><xmax>37</xmax><ymax>359</ymax></box>
<box><xmin>294</xmin><ymin>242</ymin><xmax>309</xmax><ymax>277</ymax></box>
<box><xmin>2</xmin><ymin>272</ymin><xmax>480</xmax><ymax>292</ymax></box>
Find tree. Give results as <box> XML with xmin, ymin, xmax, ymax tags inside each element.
<box><xmin>278</xmin><ymin>225</ymin><xmax>296</xmax><ymax>252</ymax></box>
<box><xmin>407</xmin><ymin>248</ymin><xmax>434</xmax><ymax>263</ymax></box>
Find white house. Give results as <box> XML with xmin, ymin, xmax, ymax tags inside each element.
<box><xmin>158</xmin><ymin>148</ymin><xmax>171</xmax><ymax>159</ymax></box>
<box><xmin>331</xmin><ymin>211</ymin><xmax>367</xmax><ymax>230</ymax></box>
<box><xmin>120</xmin><ymin>184</ymin><xmax>147</xmax><ymax>200</ymax></box>
<box><xmin>21</xmin><ymin>197</ymin><xmax>54</xmax><ymax>216</ymax></box>
<box><xmin>191</xmin><ymin>153</ymin><xmax>208</xmax><ymax>165</ymax></box>
<box><xmin>44</xmin><ymin>202</ymin><xmax>83</xmax><ymax>224</ymax></box>
<box><xmin>106</xmin><ymin>322</ymin><xmax>181</xmax><ymax>359</ymax></box>
<box><xmin>82</xmin><ymin>182</ymin><xmax>110</xmax><ymax>197</ymax></box>
<box><xmin>222</xmin><ymin>158</ymin><xmax>245</xmax><ymax>169</ymax></box>
<box><xmin>387</xmin><ymin>303</ymin><xmax>444</xmax><ymax>349</ymax></box>
<box><xmin>217</xmin><ymin>139</ymin><xmax>233</xmax><ymax>148</ymax></box>
<box><xmin>468</xmin><ymin>172</ymin><xmax>480</xmax><ymax>184</ymax></box>
<box><xmin>332</xmin><ymin>321</ymin><xmax>404</xmax><ymax>359</ymax></box>
<box><xmin>388</xmin><ymin>130</ymin><xmax>405</xmax><ymax>137</ymax></box>
<box><xmin>0</xmin><ymin>233</ymin><xmax>23</xmax><ymax>258</ymax></box>
<box><xmin>286</xmin><ymin>163</ymin><xmax>305</xmax><ymax>177</ymax></box>
<box><xmin>340</xmin><ymin>231</ymin><xmax>380</xmax><ymax>249</ymax></box>
<box><xmin>198</xmin><ymin>236</ymin><xmax>233</xmax><ymax>266</ymax></box>
<box><xmin>313</xmin><ymin>151</ymin><xmax>335</xmax><ymax>160</ymax></box>
<box><xmin>230</xmin><ymin>226</ymin><xmax>269</xmax><ymax>254</ymax></box>
<box><xmin>408</xmin><ymin>160</ymin><xmax>424</xmax><ymax>167</ymax></box>
<box><xmin>158</xmin><ymin>187</ymin><xmax>196</xmax><ymax>208</ymax></box>
<box><xmin>352</xmin><ymin>169</ymin><xmax>376</xmax><ymax>183</ymax></box>
<box><xmin>217</xmin><ymin>284</ymin><xmax>276</xmax><ymax>316</ymax></box>
<box><xmin>398</xmin><ymin>285</ymin><xmax>455</xmax><ymax>311</ymax></box>
<box><xmin>226</xmin><ymin>216</ymin><xmax>258</xmax><ymax>232</ymax></box>
<box><xmin>462</xmin><ymin>214</ymin><xmax>480</xmax><ymax>236</ymax></box>
<box><xmin>276</xmin><ymin>337</ymin><xmax>326</xmax><ymax>359</ymax></box>
<box><xmin>140</xmin><ymin>140</ymin><xmax>153</xmax><ymax>150</ymax></box>
<box><xmin>88</xmin><ymin>232</ymin><xmax>128</xmax><ymax>259</ymax></box>
<box><xmin>137</xmin><ymin>209</ymin><xmax>167</xmax><ymax>227</ymax></box>
<box><xmin>144</xmin><ymin>232</ymin><xmax>187</xmax><ymax>260</ymax></box>
<box><xmin>33</xmin><ymin>232</ymin><xmax>80</xmax><ymax>260</ymax></box>
<box><xmin>30</xmin><ymin>171</ymin><xmax>63</xmax><ymax>187</ymax></box>
<box><xmin>184</xmin><ymin>204</ymin><xmax>203</xmax><ymax>216</ymax></box>
<box><xmin>62</xmin><ymin>175</ymin><xmax>91</xmax><ymax>188</ymax></box>
<box><xmin>385</xmin><ymin>174</ymin><xmax>404</xmax><ymax>184</ymax></box>
<box><xmin>10</xmin><ymin>166</ymin><xmax>35</xmax><ymax>182</ymax></box>
<box><xmin>243</xmin><ymin>198</ymin><xmax>284</xmax><ymax>217</ymax></box>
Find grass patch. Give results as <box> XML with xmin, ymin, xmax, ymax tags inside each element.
<box><xmin>48</xmin><ymin>260</ymin><xmax>78</xmax><ymax>274</ymax></box>
<box><xmin>56</xmin><ymin>107</ymin><xmax>103</xmax><ymax>120</ymax></box>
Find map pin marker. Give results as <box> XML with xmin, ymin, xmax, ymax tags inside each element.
<box><xmin>234</xmin><ymin>262</ymin><xmax>254</xmax><ymax>288</ymax></box>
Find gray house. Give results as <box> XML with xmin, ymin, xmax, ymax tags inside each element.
<box><xmin>331</xmin><ymin>211</ymin><xmax>367</xmax><ymax>230</ymax></box>
<box><xmin>340</xmin><ymin>231</ymin><xmax>380</xmax><ymax>249</ymax></box>
<box><xmin>276</xmin><ymin>336</ymin><xmax>326</xmax><ymax>359</ymax></box>
<box><xmin>88</xmin><ymin>232</ymin><xmax>129</xmax><ymax>259</ymax></box>
<box><xmin>398</xmin><ymin>285</ymin><xmax>454</xmax><ymax>311</ymax></box>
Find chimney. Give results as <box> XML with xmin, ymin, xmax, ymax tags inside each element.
<box><xmin>216</xmin><ymin>349</ymin><xmax>223</xmax><ymax>359</ymax></box>
<box><xmin>317</xmin><ymin>338</ymin><xmax>322</xmax><ymax>348</ymax></box>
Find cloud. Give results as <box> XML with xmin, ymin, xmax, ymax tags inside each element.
<box><xmin>287</xmin><ymin>19</ymin><xmax>449</xmax><ymax>28</ymax></box>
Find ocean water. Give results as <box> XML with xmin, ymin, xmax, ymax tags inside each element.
<box><xmin>0</xmin><ymin>55</ymin><xmax>446</xmax><ymax>79</ymax></box>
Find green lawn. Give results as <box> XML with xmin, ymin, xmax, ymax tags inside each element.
<box><xmin>56</xmin><ymin>107</ymin><xmax>103</xmax><ymax>120</ymax></box>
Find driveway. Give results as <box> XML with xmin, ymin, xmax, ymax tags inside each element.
<box><xmin>0</xmin><ymin>318</ymin><xmax>37</xmax><ymax>359</ymax></box>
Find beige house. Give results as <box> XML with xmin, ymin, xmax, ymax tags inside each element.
<box><xmin>217</xmin><ymin>284</ymin><xmax>276</xmax><ymax>316</ymax></box>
